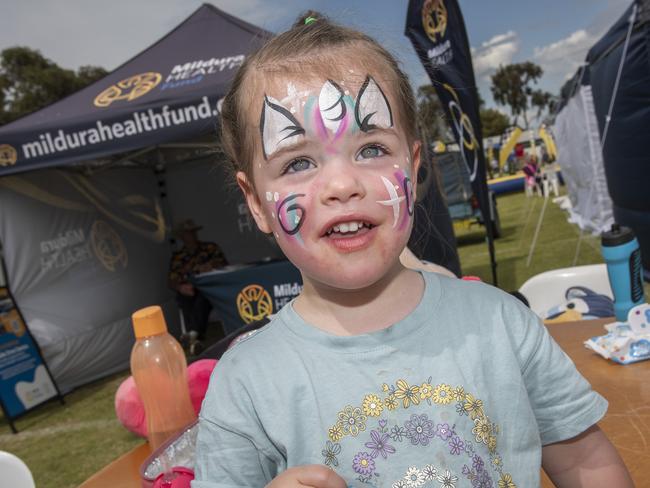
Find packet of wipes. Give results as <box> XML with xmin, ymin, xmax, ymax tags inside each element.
<box><xmin>584</xmin><ymin>303</ymin><xmax>650</xmax><ymax>364</ymax></box>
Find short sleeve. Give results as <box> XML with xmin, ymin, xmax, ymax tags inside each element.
<box><xmin>192</xmin><ymin>353</ymin><xmax>282</xmax><ymax>487</ymax></box>
<box><xmin>511</xmin><ymin>304</ymin><xmax>608</xmax><ymax>445</ymax></box>
<box><xmin>192</xmin><ymin>416</ymin><xmax>277</xmax><ymax>488</ymax></box>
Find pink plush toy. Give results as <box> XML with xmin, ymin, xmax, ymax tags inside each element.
<box><xmin>115</xmin><ymin>359</ymin><xmax>218</xmax><ymax>438</ymax></box>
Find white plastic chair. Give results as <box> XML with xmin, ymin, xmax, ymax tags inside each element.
<box><xmin>0</xmin><ymin>451</ymin><xmax>35</xmax><ymax>488</ymax></box>
<box><xmin>519</xmin><ymin>264</ymin><xmax>612</xmax><ymax>318</ymax></box>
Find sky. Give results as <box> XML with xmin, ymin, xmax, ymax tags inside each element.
<box><xmin>0</xmin><ymin>0</ymin><xmax>632</xmax><ymax>111</ymax></box>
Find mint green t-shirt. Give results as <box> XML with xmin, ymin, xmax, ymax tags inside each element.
<box><xmin>193</xmin><ymin>272</ymin><xmax>607</xmax><ymax>488</ymax></box>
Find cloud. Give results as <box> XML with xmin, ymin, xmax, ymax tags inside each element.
<box><xmin>471</xmin><ymin>31</ymin><xmax>519</xmax><ymax>77</ymax></box>
<box><xmin>210</xmin><ymin>0</ymin><xmax>298</xmax><ymax>27</ymax></box>
<box><xmin>0</xmin><ymin>0</ymin><xmax>295</xmax><ymax>71</ymax></box>
<box><xmin>533</xmin><ymin>29</ymin><xmax>598</xmax><ymax>80</ymax></box>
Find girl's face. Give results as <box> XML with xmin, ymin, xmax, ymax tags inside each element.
<box><xmin>238</xmin><ymin>71</ymin><xmax>420</xmax><ymax>291</ymax></box>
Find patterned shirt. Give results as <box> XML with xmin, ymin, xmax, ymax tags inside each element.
<box><xmin>168</xmin><ymin>242</ymin><xmax>227</xmax><ymax>286</ymax></box>
<box><xmin>193</xmin><ymin>272</ymin><xmax>607</xmax><ymax>488</ymax></box>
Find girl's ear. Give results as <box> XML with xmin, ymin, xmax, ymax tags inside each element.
<box><xmin>410</xmin><ymin>140</ymin><xmax>422</xmax><ymax>200</ymax></box>
<box><xmin>236</xmin><ymin>171</ymin><xmax>273</xmax><ymax>234</ymax></box>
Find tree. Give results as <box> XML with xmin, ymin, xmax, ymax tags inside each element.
<box><xmin>490</xmin><ymin>61</ymin><xmax>545</xmax><ymax>129</ymax></box>
<box><xmin>415</xmin><ymin>84</ymin><xmax>449</xmax><ymax>144</ymax></box>
<box><xmin>0</xmin><ymin>46</ymin><xmax>107</xmax><ymax>125</ymax></box>
<box><xmin>531</xmin><ymin>89</ymin><xmax>552</xmax><ymax>122</ymax></box>
<box><xmin>480</xmin><ymin>108</ymin><xmax>510</xmax><ymax>138</ymax></box>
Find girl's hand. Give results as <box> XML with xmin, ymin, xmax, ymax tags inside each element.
<box><xmin>266</xmin><ymin>465</ymin><xmax>347</xmax><ymax>488</ymax></box>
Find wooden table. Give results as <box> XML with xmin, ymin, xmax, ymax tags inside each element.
<box><xmin>78</xmin><ymin>442</ymin><xmax>151</xmax><ymax>488</ymax></box>
<box><xmin>80</xmin><ymin>318</ymin><xmax>649</xmax><ymax>487</ymax></box>
<box><xmin>540</xmin><ymin>318</ymin><xmax>650</xmax><ymax>487</ymax></box>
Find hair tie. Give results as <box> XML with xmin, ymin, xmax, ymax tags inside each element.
<box><xmin>304</xmin><ymin>16</ymin><xmax>317</xmax><ymax>25</ymax></box>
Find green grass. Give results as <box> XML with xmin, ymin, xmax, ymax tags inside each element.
<box><xmin>458</xmin><ymin>191</ymin><xmax>605</xmax><ymax>290</ymax></box>
<box><xmin>1</xmin><ymin>189</ymin><xmax>648</xmax><ymax>487</ymax></box>
<box><xmin>0</xmin><ymin>371</ymin><xmax>140</xmax><ymax>488</ymax></box>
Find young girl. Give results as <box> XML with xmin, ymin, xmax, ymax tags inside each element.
<box><xmin>193</xmin><ymin>13</ymin><xmax>632</xmax><ymax>488</ymax></box>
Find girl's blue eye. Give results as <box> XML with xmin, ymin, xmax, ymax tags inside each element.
<box><xmin>357</xmin><ymin>144</ymin><xmax>387</xmax><ymax>160</ymax></box>
<box><xmin>285</xmin><ymin>158</ymin><xmax>315</xmax><ymax>174</ymax></box>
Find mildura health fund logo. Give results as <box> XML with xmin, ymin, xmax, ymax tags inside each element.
<box><xmin>237</xmin><ymin>284</ymin><xmax>273</xmax><ymax>324</ymax></box>
<box><xmin>90</xmin><ymin>220</ymin><xmax>128</xmax><ymax>272</ymax></box>
<box><xmin>94</xmin><ymin>72</ymin><xmax>162</xmax><ymax>108</ymax></box>
<box><xmin>0</xmin><ymin>144</ymin><xmax>18</xmax><ymax>167</ymax></box>
<box><xmin>422</xmin><ymin>0</ymin><xmax>448</xmax><ymax>42</ymax></box>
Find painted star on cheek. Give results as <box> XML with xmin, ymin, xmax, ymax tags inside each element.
<box><xmin>376</xmin><ymin>176</ymin><xmax>405</xmax><ymax>228</ymax></box>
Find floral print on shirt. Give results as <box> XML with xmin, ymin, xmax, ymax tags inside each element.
<box><xmin>322</xmin><ymin>378</ymin><xmax>517</xmax><ymax>488</ymax></box>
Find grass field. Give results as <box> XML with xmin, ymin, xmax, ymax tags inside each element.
<box><xmin>1</xmin><ymin>189</ymin><xmax>648</xmax><ymax>487</ymax></box>
<box><xmin>455</xmin><ymin>191</ymin><xmax>604</xmax><ymax>291</ymax></box>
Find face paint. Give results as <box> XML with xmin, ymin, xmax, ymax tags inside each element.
<box><xmin>260</xmin><ymin>96</ymin><xmax>305</xmax><ymax>159</ymax></box>
<box><xmin>318</xmin><ymin>80</ymin><xmax>348</xmax><ymax>134</ymax></box>
<box><xmin>261</xmin><ymin>75</ymin><xmax>393</xmax><ymax>160</ymax></box>
<box><xmin>309</xmin><ymin>82</ymin><xmax>357</xmax><ymax>147</ymax></box>
<box><xmin>355</xmin><ymin>76</ymin><xmax>393</xmax><ymax>132</ymax></box>
<box><xmin>281</xmin><ymin>82</ymin><xmax>311</xmax><ymax>115</ymax></box>
<box><xmin>276</xmin><ymin>193</ymin><xmax>306</xmax><ymax>244</ymax></box>
<box><xmin>394</xmin><ymin>169</ymin><xmax>414</xmax><ymax>230</ymax></box>
<box><xmin>376</xmin><ymin>176</ymin><xmax>405</xmax><ymax>228</ymax></box>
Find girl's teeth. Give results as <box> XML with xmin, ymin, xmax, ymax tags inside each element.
<box><xmin>328</xmin><ymin>221</ymin><xmax>369</xmax><ymax>235</ymax></box>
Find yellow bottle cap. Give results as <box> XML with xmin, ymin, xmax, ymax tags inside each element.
<box><xmin>132</xmin><ymin>305</ymin><xmax>167</xmax><ymax>338</ymax></box>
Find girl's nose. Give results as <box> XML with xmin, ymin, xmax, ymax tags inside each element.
<box><xmin>319</xmin><ymin>160</ymin><xmax>366</xmax><ymax>205</ymax></box>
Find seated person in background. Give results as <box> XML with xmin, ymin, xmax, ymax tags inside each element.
<box><xmin>168</xmin><ymin>219</ymin><xmax>228</xmax><ymax>349</ymax></box>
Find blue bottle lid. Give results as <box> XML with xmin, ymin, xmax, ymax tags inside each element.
<box><xmin>602</xmin><ymin>223</ymin><xmax>635</xmax><ymax>247</ymax></box>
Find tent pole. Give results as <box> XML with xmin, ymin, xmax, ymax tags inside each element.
<box><xmin>572</xmin><ymin>228</ymin><xmax>584</xmax><ymax>266</ymax></box>
<box><xmin>600</xmin><ymin>4</ymin><xmax>638</xmax><ymax>150</ymax></box>
<box><xmin>526</xmin><ymin>192</ymin><xmax>549</xmax><ymax>267</ymax></box>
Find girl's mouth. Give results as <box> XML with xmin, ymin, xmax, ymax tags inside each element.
<box><xmin>325</xmin><ymin>220</ymin><xmax>375</xmax><ymax>237</ymax></box>
<box><xmin>324</xmin><ymin>221</ymin><xmax>377</xmax><ymax>252</ymax></box>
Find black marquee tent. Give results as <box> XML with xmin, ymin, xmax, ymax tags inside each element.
<box><xmin>0</xmin><ymin>4</ymin><xmax>460</xmax><ymax>394</ymax></box>
<box><xmin>554</xmin><ymin>0</ymin><xmax>649</xmax><ymax>276</ymax></box>
<box><xmin>0</xmin><ymin>4</ymin><xmax>281</xmax><ymax>393</ymax></box>
<box><xmin>0</xmin><ymin>4</ymin><xmax>272</xmax><ymax>174</ymax></box>
<box><xmin>587</xmin><ymin>0</ymin><xmax>650</xmax><ymax>275</ymax></box>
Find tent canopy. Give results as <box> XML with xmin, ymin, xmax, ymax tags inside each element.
<box><xmin>0</xmin><ymin>4</ymin><xmax>271</xmax><ymax>175</ymax></box>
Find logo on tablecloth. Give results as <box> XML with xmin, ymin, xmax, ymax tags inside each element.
<box><xmin>237</xmin><ymin>284</ymin><xmax>273</xmax><ymax>324</ymax></box>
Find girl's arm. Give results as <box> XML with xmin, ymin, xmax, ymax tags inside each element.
<box><xmin>542</xmin><ymin>424</ymin><xmax>634</xmax><ymax>487</ymax></box>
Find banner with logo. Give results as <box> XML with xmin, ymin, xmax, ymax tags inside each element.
<box><xmin>0</xmin><ymin>168</ymin><xmax>176</xmax><ymax>392</ymax></box>
<box><xmin>405</xmin><ymin>0</ymin><xmax>497</xmax><ymax>283</ymax></box>
<box><xmin>0</xmin><ymin>4</ymin><xmax>271</xmax><ymax>176</ymax></box>
<box><xmin>193</xmin><ymin>260</ymin><xmax>302</xmax><ymax>334</ymax></box>
<box><xmin>0</xmin><ymin>287</ymin><xmax>60</xmax><ymax>423</ymax></box>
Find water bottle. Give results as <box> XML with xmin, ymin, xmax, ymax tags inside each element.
<box><xmin>131</xmin><ymin>305</ymin><xmax>196</xmax><ymax>450</ymax></box>
<box><xmin>601</xmin><ymin>224</ymin><xmax>645</xmax><ymax>321</ymax></box>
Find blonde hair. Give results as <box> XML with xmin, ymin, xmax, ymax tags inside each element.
<box><xmin>219</xmin><ymin>11</ymin><xmax>417</xmax><ymax>184</ymax></box>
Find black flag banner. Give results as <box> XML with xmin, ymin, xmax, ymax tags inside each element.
<box><xmin>405</xmin><ymin>0</ymin><xmax>497</xmax><ymax>284</ymax></box>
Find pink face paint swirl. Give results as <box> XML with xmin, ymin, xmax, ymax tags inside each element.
<box><xmin>394</xmin><ymin>170</ymin><xmax>414</xmax><ymax>231</ymax></box>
